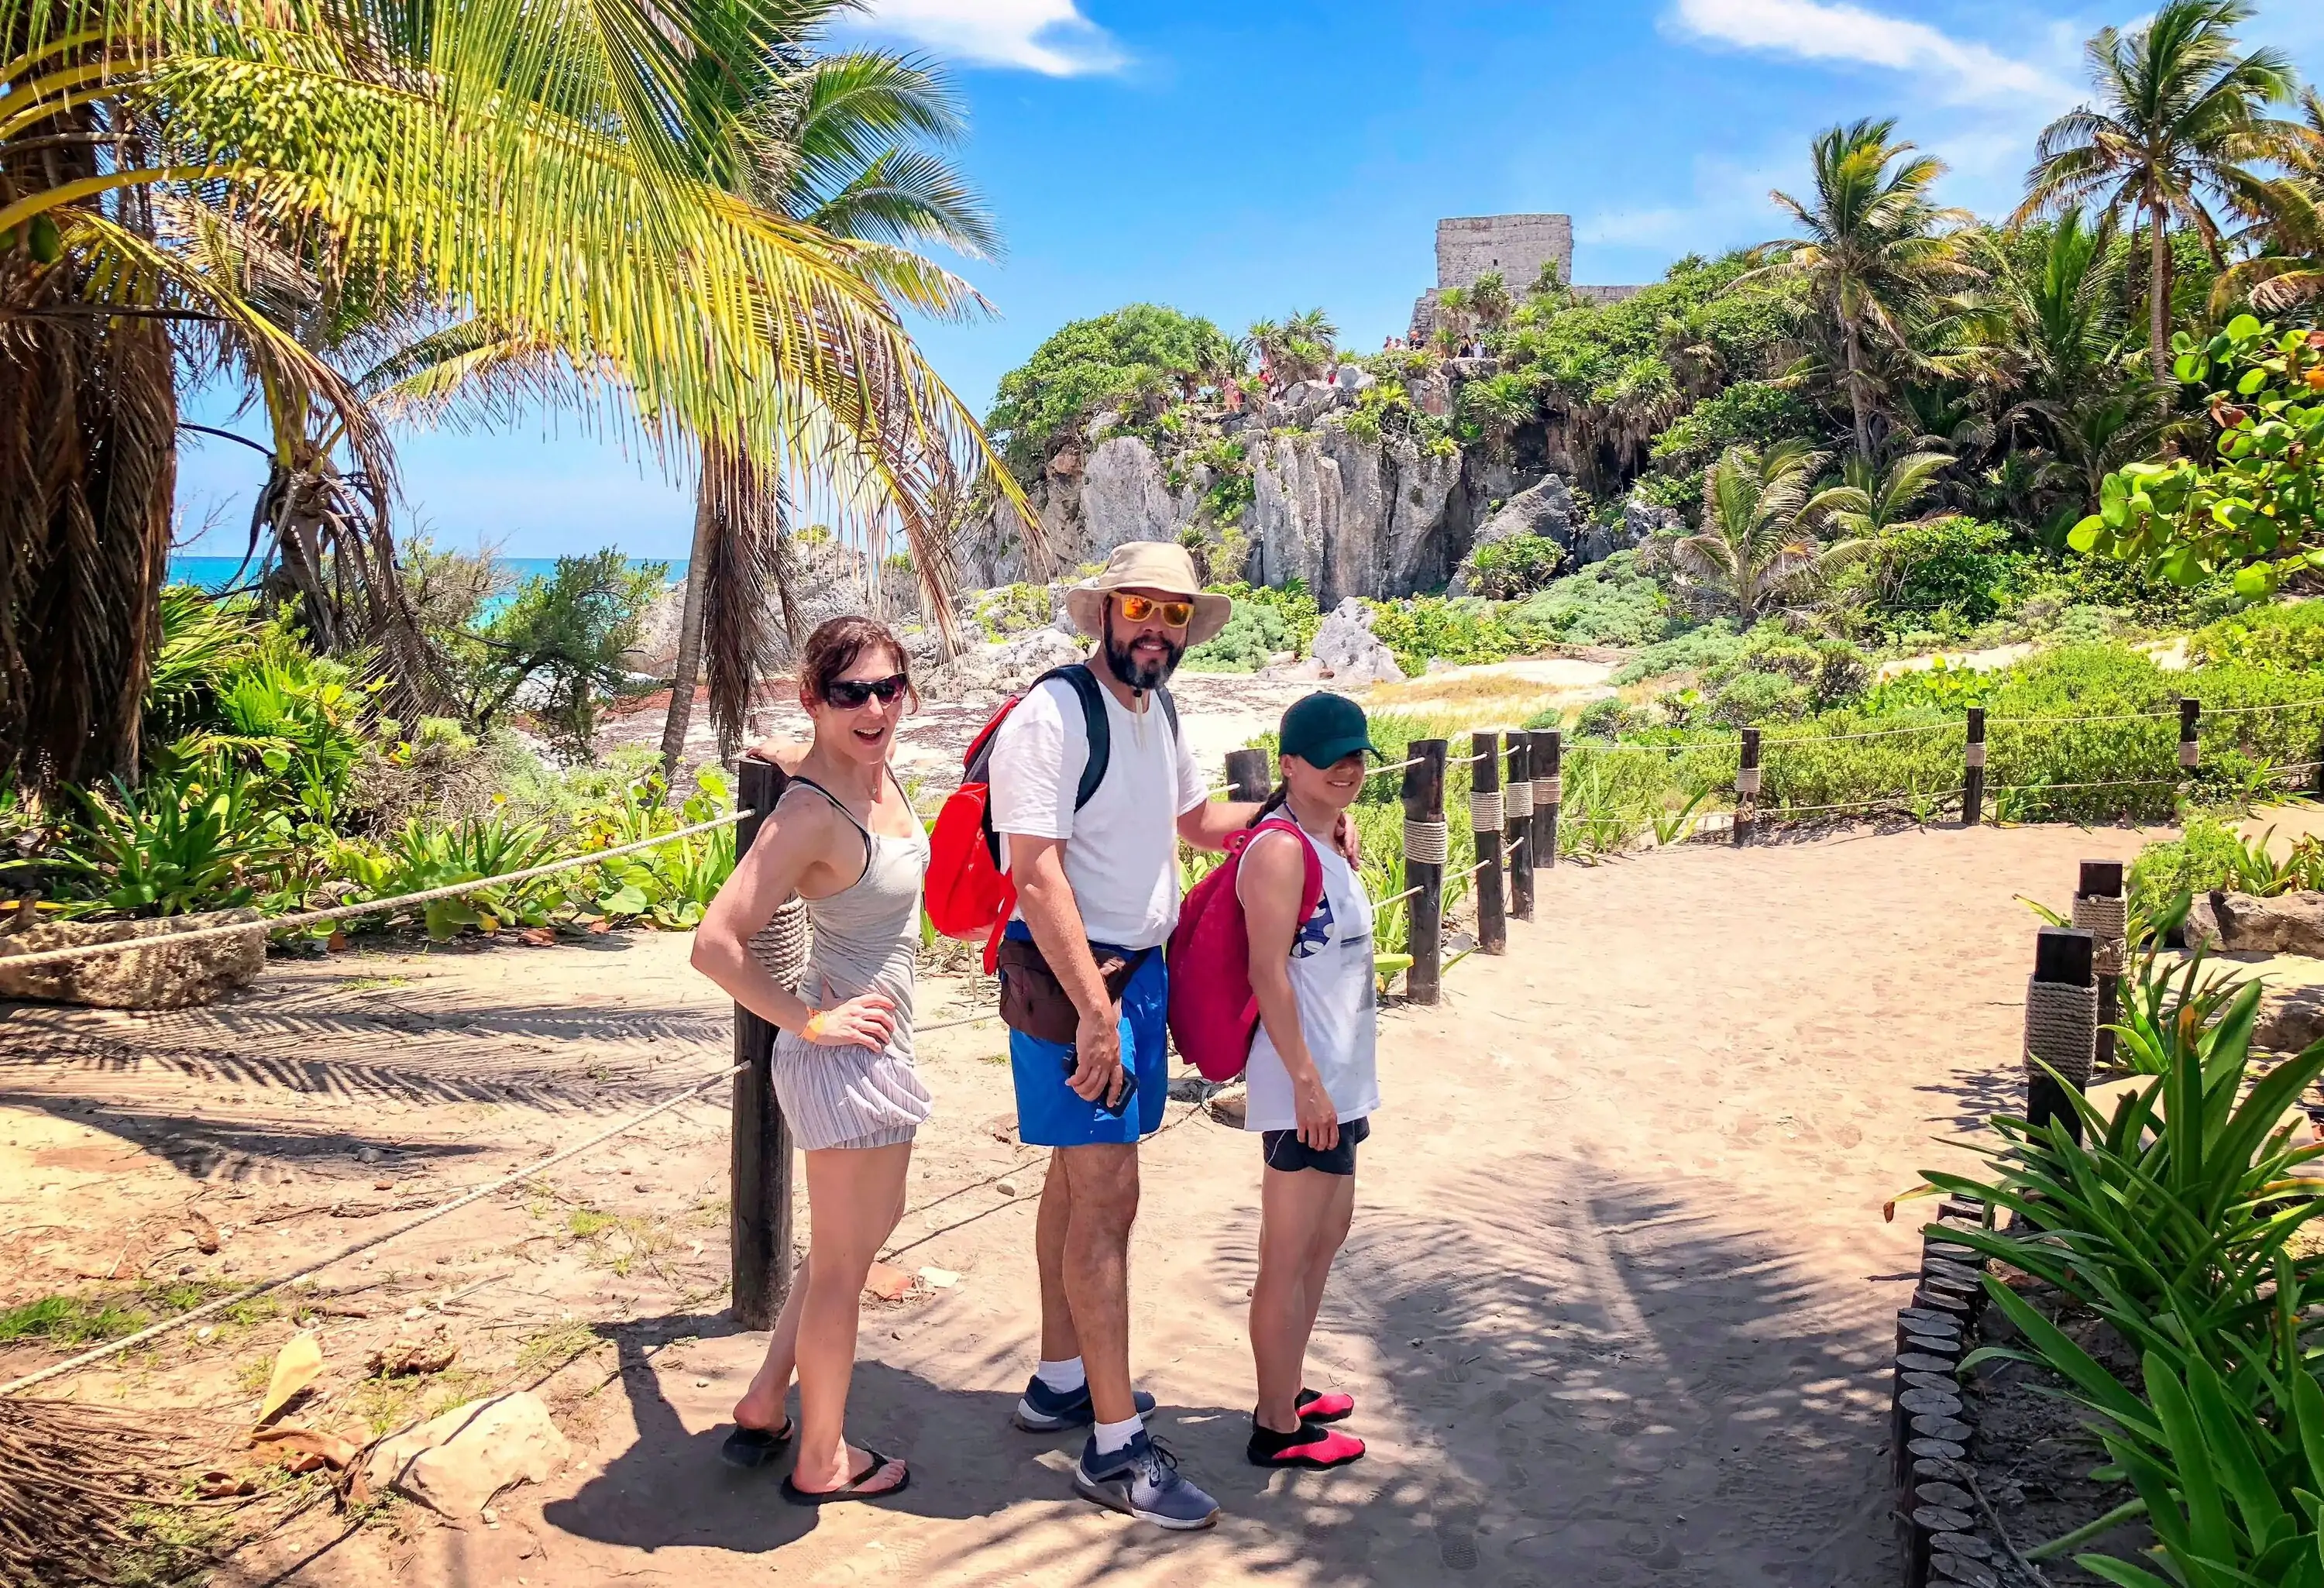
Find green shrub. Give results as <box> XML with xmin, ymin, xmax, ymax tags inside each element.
<box><xmin>1183</xmin><ymin>600</ymin><xmax>1291</xmax><ymax>672</ymax></box>
<box><xmin>975</xmin><ymin>583</ymin><xmax>1054</xmax><ymax>641</ymax></box>
<box><xmin>2191</xmin><ymin>600</ymin><xmax>2324</xmax><ymax>672</ymax></box>
<box><xmin>1511</xmin><ymin>552</ymin><xmax>1683</xmax><ymax>645</ymax></box>
<box><xmin>2128</xmin><ymin>817</ymin><xmax>2252</xmax><ymax>922</ymax></box>
<box><xmin>1363</xmin><ymin>596</ymin><xmax>1546</xmax><ymax>675</ymax></box>
<box><xmin>1858</xmin><ymin>517</ymin><xmax>2040</xmax><ymax>635</ymax></box>
<box><xmin>1609</xmin><ymin>621</ymin><xmax>1746</xmax><ymax>685</ymax></box>
<box><xmin>1463</xmin><ymin>534</ymin><xmax>1564</xmax><ymax>600</ymax></box>
<box><xmin>1647</xmin><ymin>380</ymin><xmax>1818</xmax><ymax>472</ymax></box>
<box><xmin>985</xmin><ymin>304</ymin><xmax>1241</xmax><ymax>482</ymax></box>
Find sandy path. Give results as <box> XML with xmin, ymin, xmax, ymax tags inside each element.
<box><xmin>2</xmin><ymin>820</ymin><xmax>2150</xmax><ymax>1586</ymax></box>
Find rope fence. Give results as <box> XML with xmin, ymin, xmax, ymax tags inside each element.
<box><xmin>1252</xmin><ymin>688</ymin><xmax>2324</xmax><ymax>1006</ymax></box>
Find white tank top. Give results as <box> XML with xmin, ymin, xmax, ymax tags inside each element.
<box><xmin>1236</xmin><ymin>823</ymin><xmax>1380</xmax><ymax>1132</ymax></box>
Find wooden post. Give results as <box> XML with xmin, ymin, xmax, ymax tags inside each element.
<box><xmin>1224</xmin><ymin>747</ymin><xmax>1272</xmax><ymax>803</ymax></box>
<box><xmin>1402</xmin><ymin>740</ymin><xmax>1448</xmax><ymax>1004</ymax></box>
<box><xmin>1471</xmin><ymin>732</ymin><xmax>1506</xmax><ymax>956</ymax></box>
<box><xmin>1532</xmin><ymin>728</ymin><xmax>1561</xmax><ymax>871</ymax></box>
<box><xmin>1505</xmin><ymin>733</ymin><xmax>1535</xmax><ymax>923</ymax></box>
<box><xmin>1734</xmin><ymin>727</ymin><xmax>1762</xmax><ymax>847</ymax></box>
<box><xmin>2179</xmin><ymin>698</ymin><xmax>2202</xmax><ymax>788</ymax></box>
<box><xmin>731</xmin><ymin>757</ymin><xmax>794</xmax><ymax>1330</ymax></box>
<box><xmin>2028</xmin><ymin>926</ymin><xmax>2095</xmax><ymax>1146</ymax></box>
<box><xmin>1962</xmin><ymin>707</ymin><xmax>1986</xmax><ymax>829</ymax></box>
<box><xmin>2078</xmin><ymin>859</ymin><xmax>2126</xmax><ymax>1073</ymax></box>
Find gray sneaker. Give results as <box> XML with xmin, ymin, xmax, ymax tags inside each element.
<box><xmin>1072</xmin><ymin>1430</ymin><xmax>1219</xmax><ymax>1530</ymax></box>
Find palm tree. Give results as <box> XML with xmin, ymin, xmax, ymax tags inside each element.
<box><xmin>1807</xmin><ymin>451</ymin><xmax>1958</xmax><ymax>601</ymax></box>
<box><xmin>657</xmin><ymin>33</ymin><xmax>1006</xmax><ymax>772</ymax></box>
<box><xmin>2</xmin><ymin>0</ymin><xmax>1026</xmax><ymax>787</ymax></box>
<box><xmin>1742</xmin><ymin>119</ymin><xmax>1978</xmax><ymax>464</ymax></box>
<box><xmin>2214</xmin><ymin>86</ymin><xmax>2324</xmax><ymax>315</ymax></box>
<box><xmin>2016</xmin><ymin>0</ymin><xmax>2298</xmax><ymax>380</ymax></box>
<box><xmin>1651</xmin><ymin>443</ymin><xmax>1865</xmax><ymax>618</ymax></box>
<box><xmin>1432</xmin><ymin>287</ymin><xmax>1474</xmax><ymax>353</ymax></box>
<box><xmin>1468</xmin><ymin>270</ymin><xmax>1514</xmax><ymax>336</ymax></box>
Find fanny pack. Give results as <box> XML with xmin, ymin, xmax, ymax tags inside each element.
<box><xmin>996</xmin><ymin>932</ymin><xmax>1150</xmax><ymax>1046</ymax></box>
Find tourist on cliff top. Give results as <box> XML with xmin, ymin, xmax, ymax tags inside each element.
<box><xmin>985</xmin><ymin>541</ymin><xmax>1358</xmax><ymax>1530</ymax></box>
<box><xmin>691</xmin><ymin>615</ymin><xmax>930</xmax><ymax>1506</ymax></box>
<box><xmin>1235</xmin><ymin>693</ymin><xmax>1380</xmax><ymax>1473</ymax></box>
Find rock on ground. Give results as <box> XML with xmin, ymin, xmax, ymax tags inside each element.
<box><xmin>2183</xmin><ymin>891</ymin><xmax>2324</xmax><ymax>957</ymax></box>
<box><xmin>1307</xmin><ymin>597</ymin><xmax>1404</xmax><ymax>686</ymax></box>
<box><xmin>0</xmin><ymin>909</ymin><xmax>265</xmax><ymax>1009</ymax></box>
<box><xmin>369</xmin><ymin>1391</ymin><xmax>572</xmax><ymax>1518</ymax></box>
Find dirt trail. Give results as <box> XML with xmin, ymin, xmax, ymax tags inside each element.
<box><xmin>0</xmin><ymin>820</ymin><xmax>2150</xmax><ymax>1586</ymax></box>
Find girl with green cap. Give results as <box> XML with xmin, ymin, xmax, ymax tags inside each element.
<box><xmin>1236</xmin><ymin>691</ymin><xmax>1382</xmax><ymax>1471</ymax></box>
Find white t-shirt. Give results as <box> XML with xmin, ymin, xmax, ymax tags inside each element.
<box><xmin>988</xmin><ymin>671</ymin><xmax>1208</xmax><ymax>951</ymax></box>
<box><xmin>1237</xmin><ymin>826</ymin><xmax>1380</xmax><ymax>1131</ymax></box>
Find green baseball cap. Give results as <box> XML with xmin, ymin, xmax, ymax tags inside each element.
<box><xmin>1278</xmin><ymin>692</ymin><xmax>1380</xmax><ymax>768</ymax></box>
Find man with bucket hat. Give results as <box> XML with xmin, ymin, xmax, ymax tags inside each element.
<box><xmin>984</xmin><ymin>541</ymin><xmax>1250</xmax><ymax>1528</ymax></box>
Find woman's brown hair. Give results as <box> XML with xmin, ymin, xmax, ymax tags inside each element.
<box><xmin>799</xmin><ymin>614</ymin><xmax>917</xmax><ymax>710</ymax></box>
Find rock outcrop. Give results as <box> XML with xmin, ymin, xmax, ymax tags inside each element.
<box><xmin>918</xmin><ymin>624</ymin><xmax>1085</xmax><ymax>701</ymax></box>
<box><xmin>1246</xmin><ymin>428</ymin><xmax>1465</xmax><ymax>603</ymax></box>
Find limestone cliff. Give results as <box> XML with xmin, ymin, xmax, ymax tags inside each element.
<box><xmin>961</xmin><ymin>370</ymin><xmax>1632</xmax><ymax>604</ymax></box>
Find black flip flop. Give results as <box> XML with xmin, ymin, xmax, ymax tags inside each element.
<box><xmin>782</xmin><ymin>1447</ymin><xmax>911</xmax><ymax>1507</ymax></box>
<box><xmin>719</xmin><ymin>1418</ymin><xmax>795</xmax><ymax>1470</ymax></box>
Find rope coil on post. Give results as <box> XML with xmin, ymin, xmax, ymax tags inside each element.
<box><xmin>1403</xmin><ymin>819</ymin><xmax>1450</xmax><ymax>864</ymax></box>
<box><xmin>2023</xmin><ymin>979</ymin><xmax>2098</xmax><ymax>1090</ymax></box>
<box><xmin>748</xmin><ymin>895</ymin><xmax>812</xmax><ymax>991</ymax></box>
<box><xmin>1963</xmin><ymin>743</ymin><xmax>1986</xmax><ymax>768</ymax></box>
<box><xmin>2071</xmin><ymin>893</ymin><xmax>2130</xmax><ymax>976</ymax></box>
<box><xmin>1504</xmin><ymin>781</ymin><xmax>1533</xmax><ymax>819</ymax></box>
<box><xmin>1467</xmin><ymin>791</ymin><xmax>1503</xmax><ymax>832</ymax></box>
<box><xmin>1534</xmin><ymin>773</ymin><xmax>1562</xmax><ymax>806</ymax></box>
<box><xmin>1735</xmin><ymin>766</ymin><xmax>1763</xmax><ymax>796</ymax></box>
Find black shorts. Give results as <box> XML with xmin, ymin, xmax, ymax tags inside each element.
<box><xmin>1260</xmin><ymin>1115</ymin><xmax>1370</xmax><ymax>1177</ymax></box>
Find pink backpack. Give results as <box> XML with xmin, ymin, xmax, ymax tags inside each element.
<box><xmin>1167</xmin><ymin>818</ymin><xmax>1325</xmax><ymax>1082</ymax></box>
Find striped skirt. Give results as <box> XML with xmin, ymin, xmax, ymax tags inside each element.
<box><xmin>772</xmin><ymin>1030</ymin><xmax>932</xmax><ymax>1151</ymax></box>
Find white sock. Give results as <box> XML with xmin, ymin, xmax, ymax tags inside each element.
<box><xmin>1095</xmin><ymin>1413</ymin><xmax>1144</xmax><ymax>1456</ymax></box>
<box><xmin>1035</xmin><ymin>1356</ymin><xmax>1086</xmax><ymax>1394</ymax></box>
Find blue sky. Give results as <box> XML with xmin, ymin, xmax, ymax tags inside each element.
<box><xmin>174</xmin><ymin>0</ymin><xmax>2324</xmax><ymax>562</ymax></box>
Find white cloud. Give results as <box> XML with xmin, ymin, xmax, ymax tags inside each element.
<box><xmin>1668</xmin><ymin>0</ymin><xmax>2069</xmax><ymax>104</ymax></box>
<box><xmin>858</xmin><ymin>1</ymin><xmax>1125</xmax><ymax>76</ymax></box>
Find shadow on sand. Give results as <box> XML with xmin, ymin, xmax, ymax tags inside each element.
<box><xmin>544</xmin><ymin>1155</ymin><xmax>1901</xmax><ymax>1586</ymax></box>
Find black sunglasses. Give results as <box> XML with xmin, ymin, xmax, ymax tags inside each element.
<box><xmin>823</xmin><ymin>672</ymin><xmax>909</xmax><ymax>710</ymax></box>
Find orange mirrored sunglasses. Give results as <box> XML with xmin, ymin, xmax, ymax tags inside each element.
<box><xmin>1115</xmin><ymin>594</ymin><xmax>1195</xmax><ymax>627</ymax></box>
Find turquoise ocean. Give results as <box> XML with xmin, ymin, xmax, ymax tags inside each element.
<box><xmin>167</xmin><ymin>555</ymin><xmax>684</xmax><ymax>592</ymax></box>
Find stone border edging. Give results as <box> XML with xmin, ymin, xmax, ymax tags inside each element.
<box><xmin>1892</xmin><ymin>1194</ymin><xmax>2003</xmax><ymax>1588</ymax></box>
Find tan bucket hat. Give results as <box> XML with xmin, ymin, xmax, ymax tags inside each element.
<box><xmin>1061</xmin><ymin>541</ymin><xmax>1234</xmax><ymax>647</ymax></box>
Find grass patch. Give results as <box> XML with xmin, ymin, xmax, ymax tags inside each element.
<box><xmin>1367</xmin><ymin>673</ymin><xmax>1569</xmax><ymax>716</ymax></box>
<box><xmin>0</xmin><ymin>1294</ymin><xmax>149</xmax><ymax>1345</ymax></box>
<box><xmin>515</xmin><ymin>1320</ymin><xmax>601</xmax><ymax>1379</ymax></box>
<box><xmin>339</xmin><ymin>975</ymin><xmax>411</xmax><ymax>993</ymax></box>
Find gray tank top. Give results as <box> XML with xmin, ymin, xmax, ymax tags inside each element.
<box><xmin>781</xmin><ymin>772</ymin><xmax>928</xmax><ymax>1060</ymax></box>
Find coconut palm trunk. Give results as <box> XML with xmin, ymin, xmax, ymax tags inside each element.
<box><xmin>2147</xmin><ymin>188</ymin><xmax>2173</xmax><ymax>383</ymax></box>
<box><xmin>658</xmin><ymin>489</ymin><xmax>717</xmax><ymax>779</ymax></box>
<box><xmin>1844</xmin><ymin>320</ymin><xmax>1875</xmax><ymax>462</ymax></box>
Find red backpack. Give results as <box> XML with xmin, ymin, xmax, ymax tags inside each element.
<box><xmin>925</xmin><ymin>664</ymin><xmax>1177</xmax><ymax>972</ymax></box>
<box><xmin>1165</xmin><ymin>817</ymin><xmax>1325</xmax><ymax>1082</ymax></box>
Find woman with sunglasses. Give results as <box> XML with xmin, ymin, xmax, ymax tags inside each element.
<box><xmin>692</xmin><ymin>614</ymin><xmax>930</xmax><ymax>1506</ymax></box>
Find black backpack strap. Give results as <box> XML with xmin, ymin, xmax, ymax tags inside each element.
<box><xmin>1157</xmin><ymin>685</ymin><xmax>1179</xmax><ymax>744</ymax></box>
<box><xmin>1034</xmin><ymin>664</ymin><xmax>1111</xmax><ymax>811</ymax></box>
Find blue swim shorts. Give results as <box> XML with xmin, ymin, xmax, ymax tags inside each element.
<box><xmin>1003</xmin><ymin>923</ymin><xmax>1169</xmax><ymax>1146</ymax></box>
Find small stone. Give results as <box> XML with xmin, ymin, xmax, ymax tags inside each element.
<box><xmin>366</xmin><ymin>1391</ymin><xmax>569</xmax><ymax>1518</ymax></box>
<box><xmin>194</xmin><ymin>1326</ymin><xmax>215</xmax><ymax>1343</ymax></box>
<box><xmin>356</xmin><ymin>1147</ymin><xmax>382</xmax><ymax>1165</ymax></box>
<box><xmin>995</xmin><ymin>1180</ymin><xmax>1019</xmax><ymax>1198</ymax></box>
<box><xmin>481</xmin><ymin>1506</ymin><xmax>499</xmax><ymax>1525</ymax></box>
<box><xmin>861</xmin><ymin>1262</ymin><xmax>916</xmax><ymax>1302</ymax></box>
<box><xmin>405</xmin><ymin>1306</ymin><xmax>428</xmax><ymax>1321</ymax></box>
<box><xmin>693</xmin><ymin>1378</ymin><xmax>710</xmax><ymax>1389</ymax></box>
<box><xmin>375</xmin><ymin>1180</ymin><xmax>395</xmax><ymax>1191</ymax></box>
<box><xmin>919</xmin><ymin>1267</ymin><xmax>961</xmax><ymax>1289</ymax></box>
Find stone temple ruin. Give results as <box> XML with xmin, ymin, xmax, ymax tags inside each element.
<box><xmin>1410</xmin><ymin>213</ymin><xmax>1641</xmax><ymax>340</ymax></box>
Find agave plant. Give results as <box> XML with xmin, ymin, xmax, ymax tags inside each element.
<box><xmin>1918</xmin><ymin>999</ymin><xmax>2324</xmax><ymax>1383</ymax></box>
<box><xmin>48</xmin><ymin>766</ymin><xmax>288</xmax><ymax>917</ymax></box>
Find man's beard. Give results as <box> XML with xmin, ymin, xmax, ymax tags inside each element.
<box><xmin>1104</xmin><ymin>632</ymin><xmax>1183</xmax><ymax>693</ymax></box>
